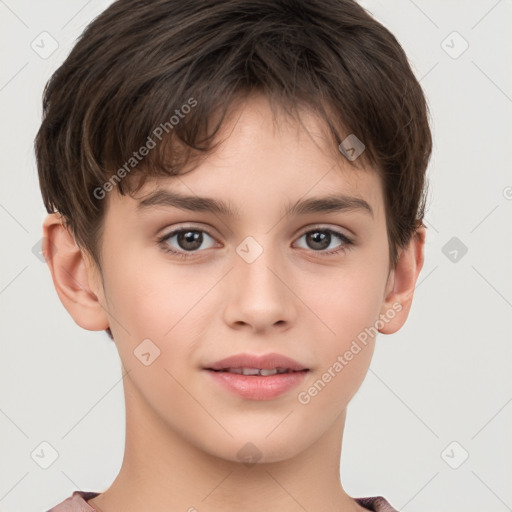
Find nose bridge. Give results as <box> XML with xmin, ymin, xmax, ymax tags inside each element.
<box><xmin>235</xmin><ymin>233</ymin><xmax>284</xmax><ymax>296</ymax></box>
<box><xmin>225</xmin><ymin>233</ymin><xmax>294</xmax><ymax>330</ymax></box>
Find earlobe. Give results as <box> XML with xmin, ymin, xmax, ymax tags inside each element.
<box><xmin>42</xmin><ymin>213</ymin><xmax>110</xmax><ymax>332</ymax></box>
<box><xmin>378</xmin><ymin>226</ymin><xmax>426</xmax><ymax>335</ymax></box>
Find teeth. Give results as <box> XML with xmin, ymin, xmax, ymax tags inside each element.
<box><xmin>221</xmin><ymin>367</ymin><xmax>294</xmax><ymax>375</ymax></box>
<box><xmin>241</xmin><ymin>368</ymin><xmax>261</xmax><ymax>376</ymax></box>
<box><xmin>260</xmin><ymin>369</ymin><xmax>278</xmax><ymax>376</ymax></box>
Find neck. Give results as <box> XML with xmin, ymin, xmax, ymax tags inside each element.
<box><xmin>88</xmin><ymin>376</ymin><xmax>364</xmax><ymax>512</ymax></box>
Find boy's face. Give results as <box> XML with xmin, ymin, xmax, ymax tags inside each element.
<box><xmin>48</xmin><ymin>94</ymin><xmax>423</xmax><ymax>463</ymax></box>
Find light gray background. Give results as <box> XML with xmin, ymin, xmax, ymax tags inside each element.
<box><xmin>1</xmin><ymin>1</ymin><xmax>511</xmax><ymax>511</ymax></box>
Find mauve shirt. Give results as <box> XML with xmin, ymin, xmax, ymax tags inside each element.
<box><xmin>45</xmin><ymin>490</ymin><xmax>400</xmax><ymax>511</ymax></box>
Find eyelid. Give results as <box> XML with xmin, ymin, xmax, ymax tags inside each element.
<box><xmin>157</xmin><ymin>222</ymin><xmax>217</xmax><ymax>239</ymax></box>
<box><xmin>295</xmin><ymin>223</ymin><xmax>354</xmax><ymax>241</ymax></box>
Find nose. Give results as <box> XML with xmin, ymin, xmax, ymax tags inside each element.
<box><xmin>222</xmin><ymin>241</ymin><xmax>296</xmax><ymax>334</ymax></box>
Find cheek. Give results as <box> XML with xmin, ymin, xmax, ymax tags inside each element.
<box><xmin>104</xmin><ymin>261</ymin><xmax>199</xmax><ymax>411</ymax></box>
<box><xmin>298</xmin><ymin>245</ymin><xmax>388</xmax><ymax>396</ymax></box>
<box><xmin>106</xmin><ymin>252</ymin><xmax>198</xmax><ymax>334</ymax></box>
<box><xmin>104</xmin><ymin>255</ymin><xmax>219</xmax><ymax>376</ymax></box>
<box><xmin>307</xmin><ymin>280</ymin><xmax>378</xmax><ymax>391</ymax></box>
<box><xmin>296</xmin><ymin>271</ymin><xmax>381</xmax><ymax>413</ymax></box>
<box><xmin>303</xmin><ymin>260</ymin><xmax>387</xmax><ymax>344</ymax></box>
<box><xmin>298</xmin><ymin>342</ymin><xmax>374</xmax><ymax>420</ymax></box>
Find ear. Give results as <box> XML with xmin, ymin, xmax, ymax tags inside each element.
<box><xmin>42</xmin><ymin>213</ymin><xmax>109</xmax><ymax>332</ymax></box>
<box><xmin>378</xmin><ymin>226</ymin><xmax>426</xmax><ymax>334</ymax></box>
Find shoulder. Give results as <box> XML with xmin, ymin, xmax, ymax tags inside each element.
<box><xmin>45</xmin><ymin>490</ymin><xmax>100</xmax><ymax>512</ymax></box>
<box><xmin>355</xmin><ymin>495</ymin><xmax>400</xmax><ymax>512</ymax></box>
<box><xmin>45</xmin><ymin>491</ymin><xmax>398</xmax><ymax>512</ymax></box>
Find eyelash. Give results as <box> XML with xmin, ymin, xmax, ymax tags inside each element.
<box><xmin>156</xmin><ymin>226</ymin><xmax>354</xmax><ymax>260</ymax></box>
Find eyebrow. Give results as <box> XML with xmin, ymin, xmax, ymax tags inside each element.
<box><xmin>137</xmin><ymin>189</ymin><xmax>373</xmax><ymax>218</ymax></box>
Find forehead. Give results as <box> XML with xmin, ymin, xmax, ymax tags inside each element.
<box><xmin>105</xmin><ymin>94</ymin><xmax>385</xmax><ymax>223</ymax></box>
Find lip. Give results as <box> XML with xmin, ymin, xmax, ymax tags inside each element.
<box><xmin>203</xmin><ymin>352</ymin><xmax>310</xmax><ymax>401</ymax></box>
<box><xmin>206</xmin><ymin>352</ymin><xmax>309</xmax><ymax>372</ymax></box>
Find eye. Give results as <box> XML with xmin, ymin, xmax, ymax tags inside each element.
<box><xmin>157</xmin><ymin>225</ymin><xmax>354</xmax><ymax>260</ymax></box>
<box><xmin>157</xmin><ymin>227</ymin><xmax>217</xmax><ymax>258</ymax></box>
<box><xmin>294</xmin><ymin>227</ymin><xmax>353</xmax><ymax>256</ymax></box>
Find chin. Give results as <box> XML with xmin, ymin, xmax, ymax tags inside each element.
<box><xmin>198</xmin><ymin>430</ymin><xmax>311</xmax><ymax>466</ymax></box>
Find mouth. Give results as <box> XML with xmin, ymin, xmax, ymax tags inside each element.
<box><xmin>207</xmin><ymin>367</ymin><xmax>308</xmax><ymax>376</ymax></box>
<box><xmin>203</xmin><ymin>352</ymin><xmax>310</xmax><ymax>400</ymax></box>
<box><xmin>204</xmin><ymin>352</ymin><xmax>309</xmax><ymax>373</ymax></box>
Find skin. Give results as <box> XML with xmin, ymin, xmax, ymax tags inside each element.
<box><xmin>43</xmin><ymin>94</ymin><xmax>425</xmax><ymax>512</ymax></box>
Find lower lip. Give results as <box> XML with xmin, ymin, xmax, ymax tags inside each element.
<box><xmin>204</xmin><ymin>370</ymin><xmax>309</xmax><ymax>400</ymax></box>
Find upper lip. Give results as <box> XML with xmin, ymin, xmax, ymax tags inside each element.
<box><xmin>205</xmin><ymin>352</ymin><xmax>309</xmax><ymax>371</ymax></box>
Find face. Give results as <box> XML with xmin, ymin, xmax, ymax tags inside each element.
<box><xmin>79</xmin><ymin>95</ymin><xmax>397</xmax><ymax>463</ymax></box>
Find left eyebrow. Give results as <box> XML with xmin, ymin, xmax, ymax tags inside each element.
<box><xmin>284</xmin><ymin>194</ymin><xmax>373</xmax><ymax>218</ymax></box>
<box><xmin>136</xmin><ymin>189</ymin><xmax>373</xmax><ymax>218</ymax></box>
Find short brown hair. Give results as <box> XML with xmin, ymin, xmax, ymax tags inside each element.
<box><xmin>35</xmin><ymin>0</ymin><xmax>432</xmax><ymax>271</ymax></box>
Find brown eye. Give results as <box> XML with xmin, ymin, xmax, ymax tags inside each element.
<box><xmin>305</xmin><ymin>231</ymin><xmax>331</xmax><ymax>250</ymax></box>
<box><xmin>295</xmin><ymin>228</ymin><xmax>353</xmax><ymax>255</ymax></box>
<box><xmin>159</xmin><ymin>228</ymin><xmax>216</xmax><ymax>255</ymax></box>
<box><xmin>175</xmin><ymin>230</ymin><xmax>203</xmax><ymax>251</ymax></box>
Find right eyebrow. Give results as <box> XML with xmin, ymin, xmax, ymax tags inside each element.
<box><xmin>136</xmin><ymin>189</ymin><xmax>241</xmax><ymax>217</ymax></box>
